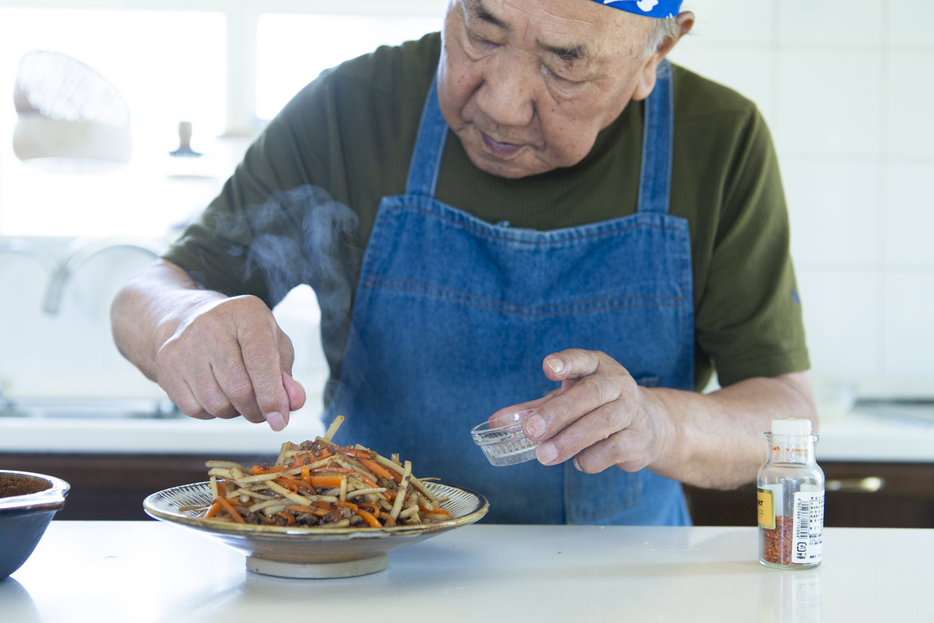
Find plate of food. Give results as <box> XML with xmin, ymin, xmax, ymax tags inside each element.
<box><xmin>143</xmin><ymin>417</ymin><xmax>489</xmax><ymax>579</ymax></box>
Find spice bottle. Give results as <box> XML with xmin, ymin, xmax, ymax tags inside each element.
<box><xmin>757</xmin><ymin>418</ymin><xmax>824</xmax><ymax>569</ymax></box>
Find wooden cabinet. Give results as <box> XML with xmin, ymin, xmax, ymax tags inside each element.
<box><xmin>4</xmin><ymin>453</ymin><xmax>934</xmax><ymax>527</ymax></box>
<box><xmin>684</xmin><ymin>461</ymin><xmax>934</xmax><ymax>528</ymax></box>
<box><xmin>0</xmin><ymin>452</ymin><xmax>268</xmax><ymax>521</ymax></box>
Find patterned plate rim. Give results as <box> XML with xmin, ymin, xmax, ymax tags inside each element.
<box><xmin>143</xmin><ymin>480</ymin><xmax>489</xmax><ymax>539</ymax></box>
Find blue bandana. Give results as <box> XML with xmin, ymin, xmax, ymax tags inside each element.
<box><xmin>594</xmin><ymin>0</ymin><xmax>683</xmax><ymax>19</ymax></box>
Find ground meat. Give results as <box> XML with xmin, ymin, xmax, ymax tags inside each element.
<box><xmin>244</xmin><ymin>512</ymin><xmax>265</xmax><ymax>525</ymax></box>
<box><xmin>295</xmin><ymin>514</ymin><xmax>320</xmax><ymax>527</ymax></box>
<box><xmin>322</xmin><ymin>511</ymin><xmax>342</xmax><ymax>524</ymax></box>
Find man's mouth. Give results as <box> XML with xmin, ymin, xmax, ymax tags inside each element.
<box><xmin>480</xmin><ymin>131</ymin><xmax>523</xmax><ymax>158</ymax></box>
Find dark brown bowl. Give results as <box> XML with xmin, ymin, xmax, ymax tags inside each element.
<box><xmin>0</xmin><ymin>471</ymin><xmax>69</xmax><ymax>580</ymax></box>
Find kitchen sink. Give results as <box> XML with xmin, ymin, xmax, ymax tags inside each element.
<box><xmin>854</xmin><ymin>399</ymin><xmax>934</xmax><ymax>425</ymax></box>
<box><xmin>0</xmin><ymin>397</ymin><xmax>180</xmax><ymax>419</ymax></box>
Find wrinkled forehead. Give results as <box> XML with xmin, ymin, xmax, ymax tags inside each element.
<box><xmin>451</xmin><ymin>0</ymin><xmax>655</xmax><ymax>58</ymax></box>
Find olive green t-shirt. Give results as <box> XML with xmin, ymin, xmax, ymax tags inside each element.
<box><xmin>164</xmin><ymin>32</ymin><xmax>809</xmax><ymax>392</ymax></box>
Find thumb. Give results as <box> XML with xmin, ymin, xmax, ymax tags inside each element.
<box><xmin>283</xmin><ymin>372</ymin><xmax>306</xmax><ymax>412</ymax></box>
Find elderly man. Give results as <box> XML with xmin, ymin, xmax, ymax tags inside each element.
<box><xmin>112</xmin><ymin>0</ymin><xmax>816</xmax><ymax>525</ymax></box>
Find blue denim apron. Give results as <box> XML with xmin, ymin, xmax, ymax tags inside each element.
<box><xmin>325</xmin><ymin>60</ymin><xmax>693</xmax><ymax>525</ymax></box>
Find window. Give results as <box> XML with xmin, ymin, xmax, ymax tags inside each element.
<box><xmin>0</xmin><ymin>0</ymin><xmax>445</xmax><ymax>238</ymax></box>
<box><xmin>256</xmin><ymin>13</ymin><xmax>442</xmax><ymax>121</ymax></box>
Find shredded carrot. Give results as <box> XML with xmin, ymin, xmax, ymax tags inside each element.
<box><xmin>205</xmin><ymin>500</ymin><xmax>223</xmax><ymax>518</ymax></box>
<box><xmin>217</xmin><ymin>480</ymin><xmax>227</xmax><ymax>498</ymax></box>
<box><xmin>337</xmin><ymin>447</ymin><xmax>373</xmax><ymax>461</ymax></box>
<box><xmin>251</xmin><ymin>464</ymin><xmax>290</xmax><ymax>475</ymax></box>
<box><xmin>307</xmin><ymin>474</ymin><xmax>343</xmax><ymax>489</ymax></box>
<box><xmin>355</xmin><ymin>473</ymin><xmax>381</xmax><ymax>489</ymax></box>
<box><xmin>355</xmin><ymin>507</ymin><xmax>381</xmax><ymax>527</ymax></box>
<box><xmin>359</xmin><ymin>457</ymin><xmax>401</xmax><ymax>483</ymax></box>
<box><xmin>216</xmin><ymin>496</ymin><xmax>245</xmax><ymax>523</ymax></box>
<box><xmin>357</xmin><ymin>502</ymin><xmax>380</xmax><ymax>518</ymax></box>
<box><xmin>311</xmin><ymin>466</ymin><xmax>354</xmax><ymax>474</ymax></box>
<box><xmin>273</xmin><ymin>477</ymin><xmax>315</xmax><ymax>492</ymax></box>
<box><xmin>384</xmin><ymin>489</ymin><xmax>405</xmax><ymax>500</ymax></box>
<box><xmin>419</xmin><ymin>505</ymin><xmax>452</xmax><ymax>518</ymax></box>
<box><xmin>274</xmin><ymin>512</ymin><xmax>296</xmax><ymax>527</ymax></box>
<box><xmin>311</xmin><ymin>469</ymin><xmax>379</xmax><ymax>490</ymax></box>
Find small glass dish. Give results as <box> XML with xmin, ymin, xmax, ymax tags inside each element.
<box><xmin>471</xmin><ymin>409</ymin><xmax>541</xmax><ymax>467</ymax></box>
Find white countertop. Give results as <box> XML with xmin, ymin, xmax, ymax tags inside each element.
<box><xmin>3</xmin><ymin>522</ymin><xmax>930</xmax><ymax>623</ymax></box>
<box><xmin>0</xmin><ymin>411</ymin><xmax>326</xmax><ymax>456</ymax></box>
<box><xmin>2</xmin><ymin>405</ymin><xmax>933</xmax><ymax>463</ymax></box>
<box><xmin>815</xmin><ymin>407</ymin><xmax>934</xmax><ymax>462</ymax></box>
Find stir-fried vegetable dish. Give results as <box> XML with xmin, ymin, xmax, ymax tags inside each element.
<box><xmin>197</xmin><ymin>416</ymin><xmax>451</xmax><ymax>528</ymax></box>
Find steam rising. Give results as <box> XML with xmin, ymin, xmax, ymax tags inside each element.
<box><xmin>217</xmin><ymin>184</ymin><xmax>362</xmax><ymax>404</ymax></box>
<box><xmin>237</xmin><ymin>186</ymin><xmax>358</xmax><ymax>297</ymax></box>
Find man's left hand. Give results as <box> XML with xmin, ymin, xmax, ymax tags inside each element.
<box><xmin>489</xmin><ymin>348</ymin><xmax>672</xmax><ymax>473</ymax></box>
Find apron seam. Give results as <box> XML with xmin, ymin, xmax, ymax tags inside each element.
<box><xmin>362</xmin><ymin>275</ymin><xmax>683</xmax><ymax>314</ymax></box>
<box><xmin>386</xmin><ymin>201</ymin><xmax>684</xmax><ymax>243</ymax></box>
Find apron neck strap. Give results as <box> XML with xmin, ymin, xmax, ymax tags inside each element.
<box><xmin>405</xmin><ymin>75</ymin><xmax>448</xmax><ymax>197</ymax></box>
<box><xmin>637</xmin><ymin>59</ymin><xmax>674</xmax><ymax>214</ymax></box>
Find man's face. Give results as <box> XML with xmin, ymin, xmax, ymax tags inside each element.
<box><xmin>438</xmin><ymin>0</ymin><xmax>661</xmax><ymax>179</ymax></box>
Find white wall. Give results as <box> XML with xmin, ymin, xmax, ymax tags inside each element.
<box><xmin>0</xmin><ymin>0</ymin><xmax>931</xmax><ymax>411</ymax></box>
<box><xmin>670</xmin><ymin>0</ymin><xmax>934</xmax><ymax>398</ymax></box>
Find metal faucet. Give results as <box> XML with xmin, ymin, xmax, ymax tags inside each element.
<box><xmin>0</xmin><ymin>238</ymin><xmax>58</xmax><ymax>274</ymax></box>
<box><xmin>42</xmin><ymin>236</ymin><xmax>165</xmax><ymax>315</ymax></box>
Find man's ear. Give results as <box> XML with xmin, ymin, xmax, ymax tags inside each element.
<box><xmin>632</xmin><ymin>11</ymin><xmax>695</xmax><ymax>101</ymax></box>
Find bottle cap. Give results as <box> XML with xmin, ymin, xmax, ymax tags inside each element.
<box><xmin>771</xmin><ymin>418</ymin><xmax>812</xmax><ymax>436</ymax></box>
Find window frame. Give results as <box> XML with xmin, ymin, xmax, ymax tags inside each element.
<box><xmin>0</xmin><ymin>0</ymin><xmax>446</xmax><ymax>135</ymax></box>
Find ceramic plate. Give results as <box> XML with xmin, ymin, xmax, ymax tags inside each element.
<box><xmin>143</xmin><ymin>481</ymin><xmax>488</xmax><ymax>579</ymax></box>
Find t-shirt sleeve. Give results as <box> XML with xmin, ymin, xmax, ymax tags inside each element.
<box><xmin>693</xmin><ymin>108</ymin><xmax>810</xmax><ymax>387</ymax></box>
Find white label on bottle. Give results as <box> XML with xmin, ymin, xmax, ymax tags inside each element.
<box><xmin>792</xmin><ymin>490</ymin><xmax>824</xmax><ymax>565</ymax></box>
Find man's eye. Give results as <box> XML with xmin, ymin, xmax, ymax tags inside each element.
<box><xmin>470</xmin><ymin>34</ymin><xmax>498</xmax><ymax>49</ymax></box>
<box><xmin>542</xmin><ymin>64</ymin><xmax>578</xmax><ymax>87</ymax></box>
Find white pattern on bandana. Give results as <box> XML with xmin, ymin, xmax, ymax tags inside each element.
<box><xmin>603</xmin><ymin>0</ymin><xmax>660</xmax><ymax>12</ymax></box>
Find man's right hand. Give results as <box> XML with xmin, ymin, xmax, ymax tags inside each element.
<box><xmin>111</xmin><ymin>259</ymin><xmax>305</xmax><ymax>431</ymax></box>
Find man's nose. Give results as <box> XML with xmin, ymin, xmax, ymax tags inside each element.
<box><xmin>476</xmin><ymin>56</ymin><xmax>536</xmax><ymax>128</ymax></box>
